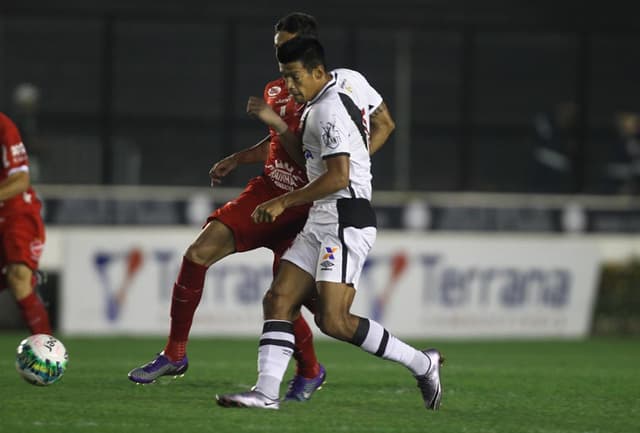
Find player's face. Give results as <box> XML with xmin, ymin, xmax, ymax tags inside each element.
<box><xmin>274</xmin><ymin>31</ymin><xmax>297</xmax><ymax>48</ymax></box>
<box><xmin>279</xmin><ymin>61</ymin><xmax>324</xmax><ymax>103</ymax></box>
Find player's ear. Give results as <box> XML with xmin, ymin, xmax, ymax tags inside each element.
<box><xmin>312</xmin><ymin>65</ymin><xmax>325</xmax><ymax>80</ymax></box>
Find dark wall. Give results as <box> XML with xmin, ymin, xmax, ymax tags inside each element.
<box><xmin>1</xmin><ymin>1</ymin><xmax>639</xmax><ymax>193</ymax></box>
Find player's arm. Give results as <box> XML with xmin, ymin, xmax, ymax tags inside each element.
<box><xmin>0</xmin><ymin>170</ymin><xmax>30</xmax><ymax>201</ymax></box>
<box><xmin>209</xmin><ymin>135</ymin><xmax>270</xmax><ymax>185</ymax></box>
<box><xmin>369</xmin><ymin>101</ymin><xmax>395</xmax><ymax>155</ymax></box>
<box><xmin>252</xmin><ymin>155</ymin><xmax>349</xmax><ymax>223</ymax></box>
<box><xmin>246</xmin><ymin>96</ymin><xmax>306</xmax><ymax>167</ymax></box>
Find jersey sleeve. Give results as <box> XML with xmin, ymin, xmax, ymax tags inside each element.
<box><xmin>353</xmin><ymin>71</ymin><xmax>383</xmax><ymax>113</ymax></box>
<box><xmin>335</xmin><ymin>69</ymin><xmax>383</xmax><ymax>113</ymax></box>
<box><xmin>309</xmin><ymin>102</ymin><xmax>352</xmax><ymax>160</ymax></box>
<box><xmin>0</xmin><ymin>113</ymin><xmax>29</xmax><ymax>175</ymax></box>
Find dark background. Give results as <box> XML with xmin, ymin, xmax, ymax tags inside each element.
<box><xmin>1</xmin><ymin>0</ymin><xmax>639</xmax><ymax>193</ymax></box>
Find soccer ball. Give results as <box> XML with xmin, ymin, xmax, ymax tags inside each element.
<box><xmin>16</xmin><ymin>334</ymin><xmax>69</xmax><ymax>386</ymax></box>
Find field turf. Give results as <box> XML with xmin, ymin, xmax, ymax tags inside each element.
<box><xmin>0</xmin><ymin>334</ymin><xmax>638</xmax><ymax>433</ymax></box>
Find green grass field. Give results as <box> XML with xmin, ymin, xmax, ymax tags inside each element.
<box><xmin>0</xmin><ymin>334</ymin><xmax>638</xmax><ymax>433</ymax></box>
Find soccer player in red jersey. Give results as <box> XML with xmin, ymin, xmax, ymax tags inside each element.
<box><xmin>0</xmin><ymin>112</ymin><xmax>51</xmax><ymax>335</ymax></box>
<box><xmin>128</xmin><ymin>13</ymin><xmax>395</xmax><ymax>402</ymax></box>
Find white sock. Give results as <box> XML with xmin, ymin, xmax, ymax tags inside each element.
<box><xmin>255</xmin><ymin>320</ymin><xmax>295</xmax><ymax>400</ymax></box>
<box><xmin>352</xmin><ymin>317</ymin><xmax>430</xmax><ymax>376</ymax></box>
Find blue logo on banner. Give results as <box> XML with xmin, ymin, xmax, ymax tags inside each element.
<box><xmin>94</xmin><ymin>248</ymin><xmax>147</xmax><ymax>322</ymax></box>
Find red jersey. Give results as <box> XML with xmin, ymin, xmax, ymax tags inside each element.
<box><xmin>0</xmin><ymin>112</ymin><xmax>42</xmax><ymax>217</ymax></box>
<box><xmin>262</xmin><ymin>78</ymin><xmax>309</xmax><ymax>192</ymax></box>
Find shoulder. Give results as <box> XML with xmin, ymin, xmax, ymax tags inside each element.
<box><xmin>334</xmin><ymin>68</ymin><xmax>371</xmax><ymax>89</ymax></box>
<box><xmin>307</xmin><ymin>91</ymin><xmax>342</xmax><ymax>120</ymax></box>
<box><xmin>0</xmin><ymin>112</ymin><xmax>18</xmax><ymax>138</ymax></box>
<box><xmin>0</xmin><ymin>112</ymin><xmax>11</xmax><ymax>127</ymax></box>
<box><xmin>333</xmin><ymin>68</ymin><xmax>366</xmax><ymax>82</ymax></box>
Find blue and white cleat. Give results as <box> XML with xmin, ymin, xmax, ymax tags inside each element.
<box><xmin>216</xmin><ymin>390</ymin><xmax>280</xmax><ymax>410</ymax></box>
<box><xmin>284</xmin><ymin>364</ymin><xmax>327</xmax><ymax>401</ymax></box>
<box><xmin>127</xmin><ymin>352</ymin><xmax>188</xmax><ymax>384</ymax></box>
<box><xmin>415</xmin><ymin>348</ymin><xmax>444</xmax><ymax>410</ymax></box>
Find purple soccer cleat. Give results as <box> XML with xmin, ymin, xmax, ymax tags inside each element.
<box><xmin>127</xmin><ymin>352</ymin><xmax>188</xmax><ymax>384</ymax></box>
<box><xmin>284</xmin><ymin>364</ymin><xmax>327</xmax><ymax>401</ymax></box>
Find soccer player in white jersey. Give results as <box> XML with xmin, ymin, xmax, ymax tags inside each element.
<box><xmin>216</xmin><ymin>37</ymin><xmax>443</xmax><ymax>411</ymax></box>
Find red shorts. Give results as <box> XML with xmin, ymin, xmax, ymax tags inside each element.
<box><xmin>0</xmin><ymin>212</ymin><xmax>45</xmax><ymax>272</ymax></box>
<box><xmin>208</xmin><ymin>175</ymin><xmax>310</xmax><ymax>260</ymax></box>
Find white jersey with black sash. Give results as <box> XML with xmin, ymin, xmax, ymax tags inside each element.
<box><xmin>282</xmin><ymin>69</ymin><xmax>381</xmax><ymax>286</ymax></box>
<box><xmin>298</xmin><ymin>69</ymin><xmax>380</xmax><ymax>228</ymax></box>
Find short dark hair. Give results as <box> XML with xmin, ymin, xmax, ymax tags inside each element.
<box><xmin>274</xmin><ymin>12</ymin><xmax>319</xmax><ymax>38</ymax></box>
<box><xmin>276</xmin><ymin>37</ymin><xmax>326</xmax><ymax>72</ymax></box>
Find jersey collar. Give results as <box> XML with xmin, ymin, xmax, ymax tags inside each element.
<box><xmin>306</xmin><ymin>72</ymin><xmax>337</xmax><ymax>107</ymax></box>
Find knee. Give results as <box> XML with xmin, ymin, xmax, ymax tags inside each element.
<box><xmin>184</xmin><ymin>222</ymin><xmax>235</xmax><ymax>266</ymax></box>
<box><xmin>5</xmin><ymin>265</ymin><xmax>33</xmax><ymax>299</ymax></box>
<box><xmin>6</xmin><ymin>265</ymin><xmax>32</xmax><ymax>286</ymax></box>
<box><xmin>316</xmin><ymin>311</ymin><xmax>352</xmax><ymax>341</ymax></box>
<box><xmin>184</xmin><ymin>240</ymin><xmax>218</xmax><ymax>266</ymax></box>
<box><xmin>262</xmin><ymin>286</ymin><xmax>298</xmax><ymax>320</ymax></box>
<box><xmin>262</xmin><ymin>287</ymin><xmax>287</xmax><ymax>318</ymax></box>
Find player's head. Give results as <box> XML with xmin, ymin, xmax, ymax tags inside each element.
<box><xmin>274</xmin><ymin>12</ymin><xmax>318</xmax><ymax>48</ymax></box>
<box><xmin>276</xmin><ymin>37</ymin><xmax>328</xmax><ymax>103</ymax></box>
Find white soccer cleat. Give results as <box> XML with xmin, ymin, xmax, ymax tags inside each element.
<box><xmin>216</xmin><ymin>390</ymin><xmax>280</xmax><ymax>410</ymax></box>
<box><xmin>415</xmin><ymin>348</ymin><xmax>444</xmax><ymax>410</ymax></box>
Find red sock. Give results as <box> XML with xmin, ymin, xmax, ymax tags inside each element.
<box><xmin>293</xmin><ymin>315</ymin><xmax>320</xmax><ymax>378</ymax></box>
<box><xmin>17</xmin><ymin>292</ymin><xmax>52</xmax><ymax>335</ymax></box>
<box><xmin>164</xmin><ymin>257</ymin><xmax>207</xmax><ymax>361</ymax></box>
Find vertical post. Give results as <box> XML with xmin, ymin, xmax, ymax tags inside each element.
<box><xmin>574</xmin><ymin>31</ymin><xmax>591</xmax><ymax>193</ymax></box>
<box><xmin>394</xmin><ymin>29</ymin><xmax>412</xmax><ymax>190</ymax></box>
<box><xmin>346</xmin><ymin>26</ymin><xmax>358</xmax><ymax>69</ymax></box>
<box><xmin>100</xmin><ymin>15</ymin><xmax>115</xmax><ymax>184</ymax></box>
<box><xmin>458</xmin><ymin>26</ymin><xmax>475</xmax><ymax>191</ymax></box>
<box><xmin>0</xmin><ymin>15</ymin><xmax>5</xmax><ymax>109</ymax></box>
<box><xmin>220</xmin><ymin>22</ymin><xmax>236</xmax><ymax>164</ymax></box>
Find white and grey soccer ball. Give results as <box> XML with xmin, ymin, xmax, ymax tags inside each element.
<box><xmin>16</xmin><ymin>334</ymin><xmax>69</xmax><ymax>386</ymax></box>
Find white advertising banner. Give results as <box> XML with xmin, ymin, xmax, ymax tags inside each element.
<box><xmin>61</xmin><ymin>228</ymin><xmax>272</xmax><ymax>335</ymax></box>
<box><xmin>351</xmin><ymin>234</ymin><xmax>600</xmax><ymax>338</ymax></box>
<box><xmin>61</xmin><ymin>229</ymin><xmax>600</xmax><ymax>338</ymax></box>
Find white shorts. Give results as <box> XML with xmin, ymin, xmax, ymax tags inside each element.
<box><xmin>282</xmin><ymin>221</ymin><xmax>377</xmax><ymax>288</ymax></box>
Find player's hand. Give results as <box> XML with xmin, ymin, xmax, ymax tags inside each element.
<box><xmin>209</xmin><ymin>155</ymin><xmax>238</xmax><ymax>186</ymax></box>
<box><xmin>246</xmin><ymin>96</ymin><xmax>288</xmax><ymax>133</ymax></box>
<box><xmin>251</xmin><ymin>198</ymin><xmax>286</xmax><ymax>223</ymax></box>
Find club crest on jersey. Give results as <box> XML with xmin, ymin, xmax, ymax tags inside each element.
<box><xmin>267</xmin><ymin>86</ymin><xmax>282</xmax><ymax>97</ymax></box>
<box><xmin>303</xmin><ymin>149</ymin><xmax>313</xmax><ymax>160</ymax></box>
<box><xmin>30</xmin><ymin>239</ymin><xmax>44</xmax><ymax>261</ymax></box>
<box><xmin>320</xmin><ymin>120</ymin><xmax>342</xmax><ymax>149</ymax></box>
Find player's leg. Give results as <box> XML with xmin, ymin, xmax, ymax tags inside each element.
<box><xmin>164</xmin><ymin>219</ymin><xmax>236</xmax><ymax>359</ymax></box>
<box><xmin>315</xmin><ymin>286</ymin><xmax>443</xmax><ymax>408</ymax></box>
<box><xmin>216</xmin><ymin>260</ymin><xmax>315</xmax><ymax>409</ymax></box>
<box><xmin>313</xmin><ymin>226</ymin><xmax>443</xmax><ymax>410</ymax></box>
<box><xmin>267</xmin><ymin>204</ymin><xmax>326</xmax><ymax>400</ymax></box>
<box><xmin>6</xmin><ymin>262</ymin><xmax>52</xmax><ymax>335</ymax></box>
<box><xmin>270</xmin><ymin>254</ymin><xmax>326</xmax><ymax>401</ymax></box>
<box><xmin>1</xmin><ymin>214</ymin><xmax>51</xmax><ymax>335</ymax></box>
<box><xmin>127</xmin><ymin>219</ymin><xmax>235</xmax><ymax>384</ymax></box>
